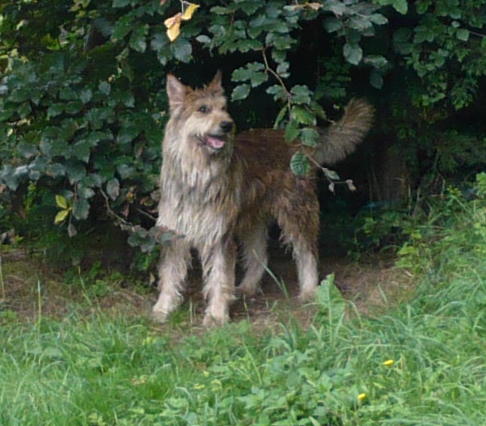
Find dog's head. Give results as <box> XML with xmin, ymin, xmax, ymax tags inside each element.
<box><xmin>165</xmin><ymin>72</ymin><xmax>234</xmax><ymax>155</ymax></box>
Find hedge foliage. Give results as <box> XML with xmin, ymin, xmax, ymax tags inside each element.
<box><xmin>1</xmin><ymin>0</ymin><xmax>485</xmax><ymax>258</ymax></box>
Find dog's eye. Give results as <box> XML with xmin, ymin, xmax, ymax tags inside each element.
<box><xmin>198</xmin><ymin>105</ymin><xmax>209</xmax><ymax>113</ymax></box>
<box><xmin>221</xmin><ymin>105</ymin><xmax>226</xmax><ymax>111</ymax></box>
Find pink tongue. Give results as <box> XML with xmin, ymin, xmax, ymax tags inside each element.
<box><xmin>206</xmin><ymin>136</ymin><xmax>225</xmax><ymax>149</ymax></box>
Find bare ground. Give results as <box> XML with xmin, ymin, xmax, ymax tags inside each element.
<box><xmin>0</xmin><ymin>244</ymin><xmax>413</xmax><ymax>329</ymax></box>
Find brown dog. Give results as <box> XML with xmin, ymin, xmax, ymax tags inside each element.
<box><xmin>153</xmin><ymin>72</ymin><xmax>374</xmax><ymax>325</ymax></box>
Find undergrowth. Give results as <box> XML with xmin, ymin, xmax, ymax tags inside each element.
<box><xmin>1</xmin><ymin>174</ymin><xmax>485</xmax><ymax>425</ymax></box>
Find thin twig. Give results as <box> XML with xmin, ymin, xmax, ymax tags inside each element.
<box><xmin>307</xmin><ymin>153</ymin><xmax>356</xmax><ymax>191</ymax></box>
<box><xmin>99</xmin><ymin>188</ymin><xmax>132</xmax><ymax>227</ymax></box>
<box><xmin>136</xmin><ymin>207</ymin><xmax>157</xmax><ymax>223</ymax></box>
<box><xmin>261</xmin><ymin>48</ymin><xmax>292</xmax><ymax>110</ymax></box>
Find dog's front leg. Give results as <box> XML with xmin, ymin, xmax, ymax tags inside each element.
<box><xmin>152</xmin><ymin>239</ymin><xmax>191</xmax><ymax>323</ymax></box>
<box><xmin>200</xmin><ymin>239</ymin><xmax>236</xmax><ymax>326</ymax></box>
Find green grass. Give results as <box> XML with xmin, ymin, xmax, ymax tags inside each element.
<box><xmin>1</xmin><ymin>179</ymin><xmax>485</xmax><ymax>425</ymax></box>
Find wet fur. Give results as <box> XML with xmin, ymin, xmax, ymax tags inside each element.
<box><xmin>153</xmin><ymin>72</ymin><xmax>374</xmax><ymax>326</ymax></box>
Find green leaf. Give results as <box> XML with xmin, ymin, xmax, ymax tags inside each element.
<box><xmin>80</xmin><ymin>89</ymin><xmax>92</xmax><ymax>104</ymax></box>
<box><xmin>106</xmin><ymin>178</ymin><xmax>120</xmax><ymax>200</ymax></box>
<box><xmin>67</xmin><ymin>223</ymin><xmax>77</xmax><ymax>237</ymax></box>
<box><xmin>17</xmin><ymin>142</ymin><xmax>38</xmax><ymax>158</ymax></box>
<box><xmin>118</xmin><ymin>126</ymin><xmax>140</xmax><ymax>144</ymax></box>
<box><xmin>392</xmin><ymin>0</ymin><xmax>408</xmax><ymax>14</ymax></box>
<box><xmin>72</xmin><ymin>197</ymin><xmax>90</xmax><ymax>220</ymax></box>
<box><xmin>54</xmin><ymin>209</ymin><xmax>70</xmax><ymax>225</ymax></box>
<box><xmin>67</xmin><ymin>162</ymin><xmax>86</xmax><ymax>184</ymax></box>
<box><xmin>456</xmin><ymin>29</ymin><xmax>469</xmax><ymax>41</ymax></box>
<box><xmin>291</xmin><ymin>106</ymin><xmax>316</xmax><ymax>126</ymax></box>
<box><xmin>112</xmin><ymin>15</ymin><xmax>134</xmax><ymax>41</ymax></box>
<box><xmin>291</xmin><ymin>85</ymin><xmax>311</xmax><ymax>104</ymax></box>
<box><xmin>196</xmin><ymin>35</ymin><xmax>211</xmax><ymax>44</ymax></box>
<box><xmin>343</xmin><ymin>43</ymin><xmax>363</xmax><ymax>65</ymax></box>
<box><xmin>99</xmin><ymin>82</ymin><xmax>111</xmax><ymax>96</ymax></box>
<box><xmin>46</xmin><ymin>163</ymin><xmax>66</xmax><ymax>178</ymax></box>
<box><xmin>231</xmin><ymin>84</ymin><xmax>250</xmax><ymax>101</ymax></box>
<box><xmin>171</xmin><ymin>38</ymin><xmax>192</xmax><ymax>63</ymax></box>
<box><xmin>232</xmin><ymin>63</ymin><xmax>265</xmax><ymax>82</ymax></box>
<box><xmin>369</xmin><ymin>14</ymin><xmax>388</xmax><ymax>25</ymax></box>
<box><xmin>65</xmin><ymin>101</ymin><xmax>83</xmax><ymax>115</ymax></box>
<box><xmin>370</xmin><ymin>69</ymin><xmax>384</xmax><ymax>89</ymax></box>
<box><xmin>324</xmin><ymin>17</ymin><xmax>342</xmax><ymax>33</ymax></box>
<box><xmin>151</xmin><ymin>32</ymin><xmax>167</xmax><ymax>51</ymax></box>
<box><xmin>129</xmin><ymin>25</ymin><xmax>148</xmax><ymax>53</ymax></box>
<box><xmin>374</xmin><ymin>0</ymin><xmax>408</xmax><ymax>14</ymax></box>
<box><xmin>323</xmin><ymin>168</ymin><xmax>340</xmax><ymax>180</ymax></box>
<box><xmin>285</xmin><ymin>120</ymin><xmax>300</xmax><ymax>143</ymax></box>
<box><xmin>117</xmin><ymin>163</ymin><xmax>135</xmax><ymax>179</ymax></box>
<box><xmin>300</xmin><ymin>128</ymin><xmax>319</xmax><ymax>147</ymax></box>
<box><xmin>78</xmin><ymin>185</ymin><xmax>95</xmax><ymax>199</ymax></box>
<box><xmin>267</xmin><ymin>85</ymin><xmax>288</xmax><ymax>102</ymax></box>
<box><xmin>112</xmin><ymin>0</ymin><xmax>130</xmax><ymax>8</ymax></box>
<box><xmin>71</xmin><ymin>140</ymin><xmax>91</xmax><ymax>163</ymax></box>
<box><xmin>47</xmin><ymin>104</ymin><xmax>64</xmax><ymax>119</ymax></box>
<box><xmin>59</xmin><ymin>87</ymin><xmax>77</xmax><ymax>101</ymax></box>
<box><xmin>364</xmin><ymin>55</ymin><xmax>388</xmax><ymax>69</ymax></box>
<box><xmin>290</xmin><ymin>151</ymin><xmax>310</xmax><ymax>176</ymax></box>
<box><xmin>393</xmin><ymin>28</ymin><xmax>412</xmax><ymax>54</ymax></box>
<box><xmin>273</xmin><ymin>105</ymin><xmax>288</xmax><ymax>129</ymax></box>
<box><xmin>55</xmin><ymin>195</ymin><xmax>69</xmax><ymax>209</ymax></box>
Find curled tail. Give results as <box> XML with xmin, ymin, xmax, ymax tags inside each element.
<box><xmin>313</xmin><ymin>98</ymin><xmax>374</xmax><ymax>165</ymax></box>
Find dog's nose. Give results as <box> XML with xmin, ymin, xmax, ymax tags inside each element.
<box><xmin>220</xmin><ymin>121</ymin><xmax>234</xmax><ymax>133</ymax></box>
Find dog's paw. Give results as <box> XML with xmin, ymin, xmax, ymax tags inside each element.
<box><xmin>298</xmin><ymin>288</ymin><xmax>316</xmax><ymax>303</ymax></box>
<box><xmin>151</xmin><ymin>309</ymin><xmax>169</xmax><ymax>324</ymax></box>
<box><xmin>235</xmin><ymin>283</ymin><xmax>258</xmax><ymax>298</ymax></box>
<box><xmin>202</xmin><ymin>312</ymin><xmax>229</xmax><ymax>327</ymax></box>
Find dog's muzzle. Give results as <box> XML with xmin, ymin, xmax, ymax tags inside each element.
<box><xmin>198</xmin><ymin>120</ymin><xmax>234</xmax><ymax>151</ymax></box>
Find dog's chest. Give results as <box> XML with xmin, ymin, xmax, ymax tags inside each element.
<box><xmin>157</xmin><ymin>179</ymin><xmax>238</xmax><ymax>248</ymax></box>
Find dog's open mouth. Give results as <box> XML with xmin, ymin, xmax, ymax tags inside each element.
<box><xmin>197</xmin><ymin>134</ymin><xmax>226</xmax><ymax>151</ymax></box>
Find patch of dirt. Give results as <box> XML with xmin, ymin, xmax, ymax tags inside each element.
<box><xmin>0</xmin><ymin>244</ymin><xmax>413</xmax><ymax>328</ymax></box>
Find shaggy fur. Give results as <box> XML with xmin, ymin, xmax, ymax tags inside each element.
<box><xmin>153</xmin><ymin>72</ymin><xmax>374</xmax><ymax>325</ymax></box>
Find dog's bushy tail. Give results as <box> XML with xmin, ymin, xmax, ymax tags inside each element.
<box><xmin>314</xmin><ymin>99</ymin><xmax>374</xmax><ymax>165</ymax></box>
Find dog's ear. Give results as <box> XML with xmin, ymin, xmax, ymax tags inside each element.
<box><xmin>166</xmin><ymin>74</ymin><xmax>186</xmax><ymax>110</ymax></box>
<box><xmin>207</xmin><ymin>70</ymin><xmax>223</xmax><ymax>94</ymax></box>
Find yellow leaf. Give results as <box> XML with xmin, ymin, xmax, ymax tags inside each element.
<box><xmin>164</xmin><ymin>12</ymin><xmax>182</xmax><ymax>29</ymax></box>
<box><xmin>55</xmin><ymin>194</ymin><xmax>68</xmax><ymax>209</ymax></box>
<box><xmin>181</xmin><ymin>3</ymin><xmax>199</xmax><ymax>21</ymax></box>
<box><xmin>164</xmin><ymin>13</ymin><xmax>182</xmax><ymax>42</ymax></box>
<box><xmin>166</xmin><ymin>20</ymin><xmax>181</xmax><ymax>42</ymax></box>
<box><xmin>54</xmin><ymin>209</ymin><xmax>70</xmax><ymax>224</ymax></box>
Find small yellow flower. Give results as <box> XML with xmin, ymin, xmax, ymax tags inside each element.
<box><xmin>383</xmin><ymin>359</ymin><xmax>395</xmax><ymax>367</ymax></box>
<box><xmin>357</xmin><ymin>393</ymin><xmax>367</xmax><ymax>401</ymax></box>
<box><xmin>193</xmin><ymin>383</ymin><xmax>205</xmax><ymax>390</ymax></box>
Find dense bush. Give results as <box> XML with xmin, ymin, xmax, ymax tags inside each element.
<box><xmin>1</xmin><ymin>0</ymin><xmax>485</xmax><ymax>263</ymax></box>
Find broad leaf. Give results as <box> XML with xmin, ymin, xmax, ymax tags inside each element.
<box><xmin>290</xmin><ymin>151</ymin><xmax>311</xmax><ymax>176</ymax></box>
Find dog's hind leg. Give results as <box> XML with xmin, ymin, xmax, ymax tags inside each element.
<box><xmin>200</xmin><ymin>239</ymin><xmax>236</xmax><ymax>326</ymax></box>
<box><xmin>152</xmin><ymin>239</ymin><xmax>191</xmax><ymax>323</ymax></box>
<box><xmin>237</xmin><ymin>222</ymin><xmax>268</xmax><ymax>297</ymax></box>
<box><xmin>273</xmin><ymin>184</ymin><xmax>320</xmax><ymax>301</ymax></box>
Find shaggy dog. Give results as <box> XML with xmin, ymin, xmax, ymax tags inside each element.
<box><xmin>153</xmin><ymin>72</ymin><xmax>374</xmax><ymax>325</ymax></box>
